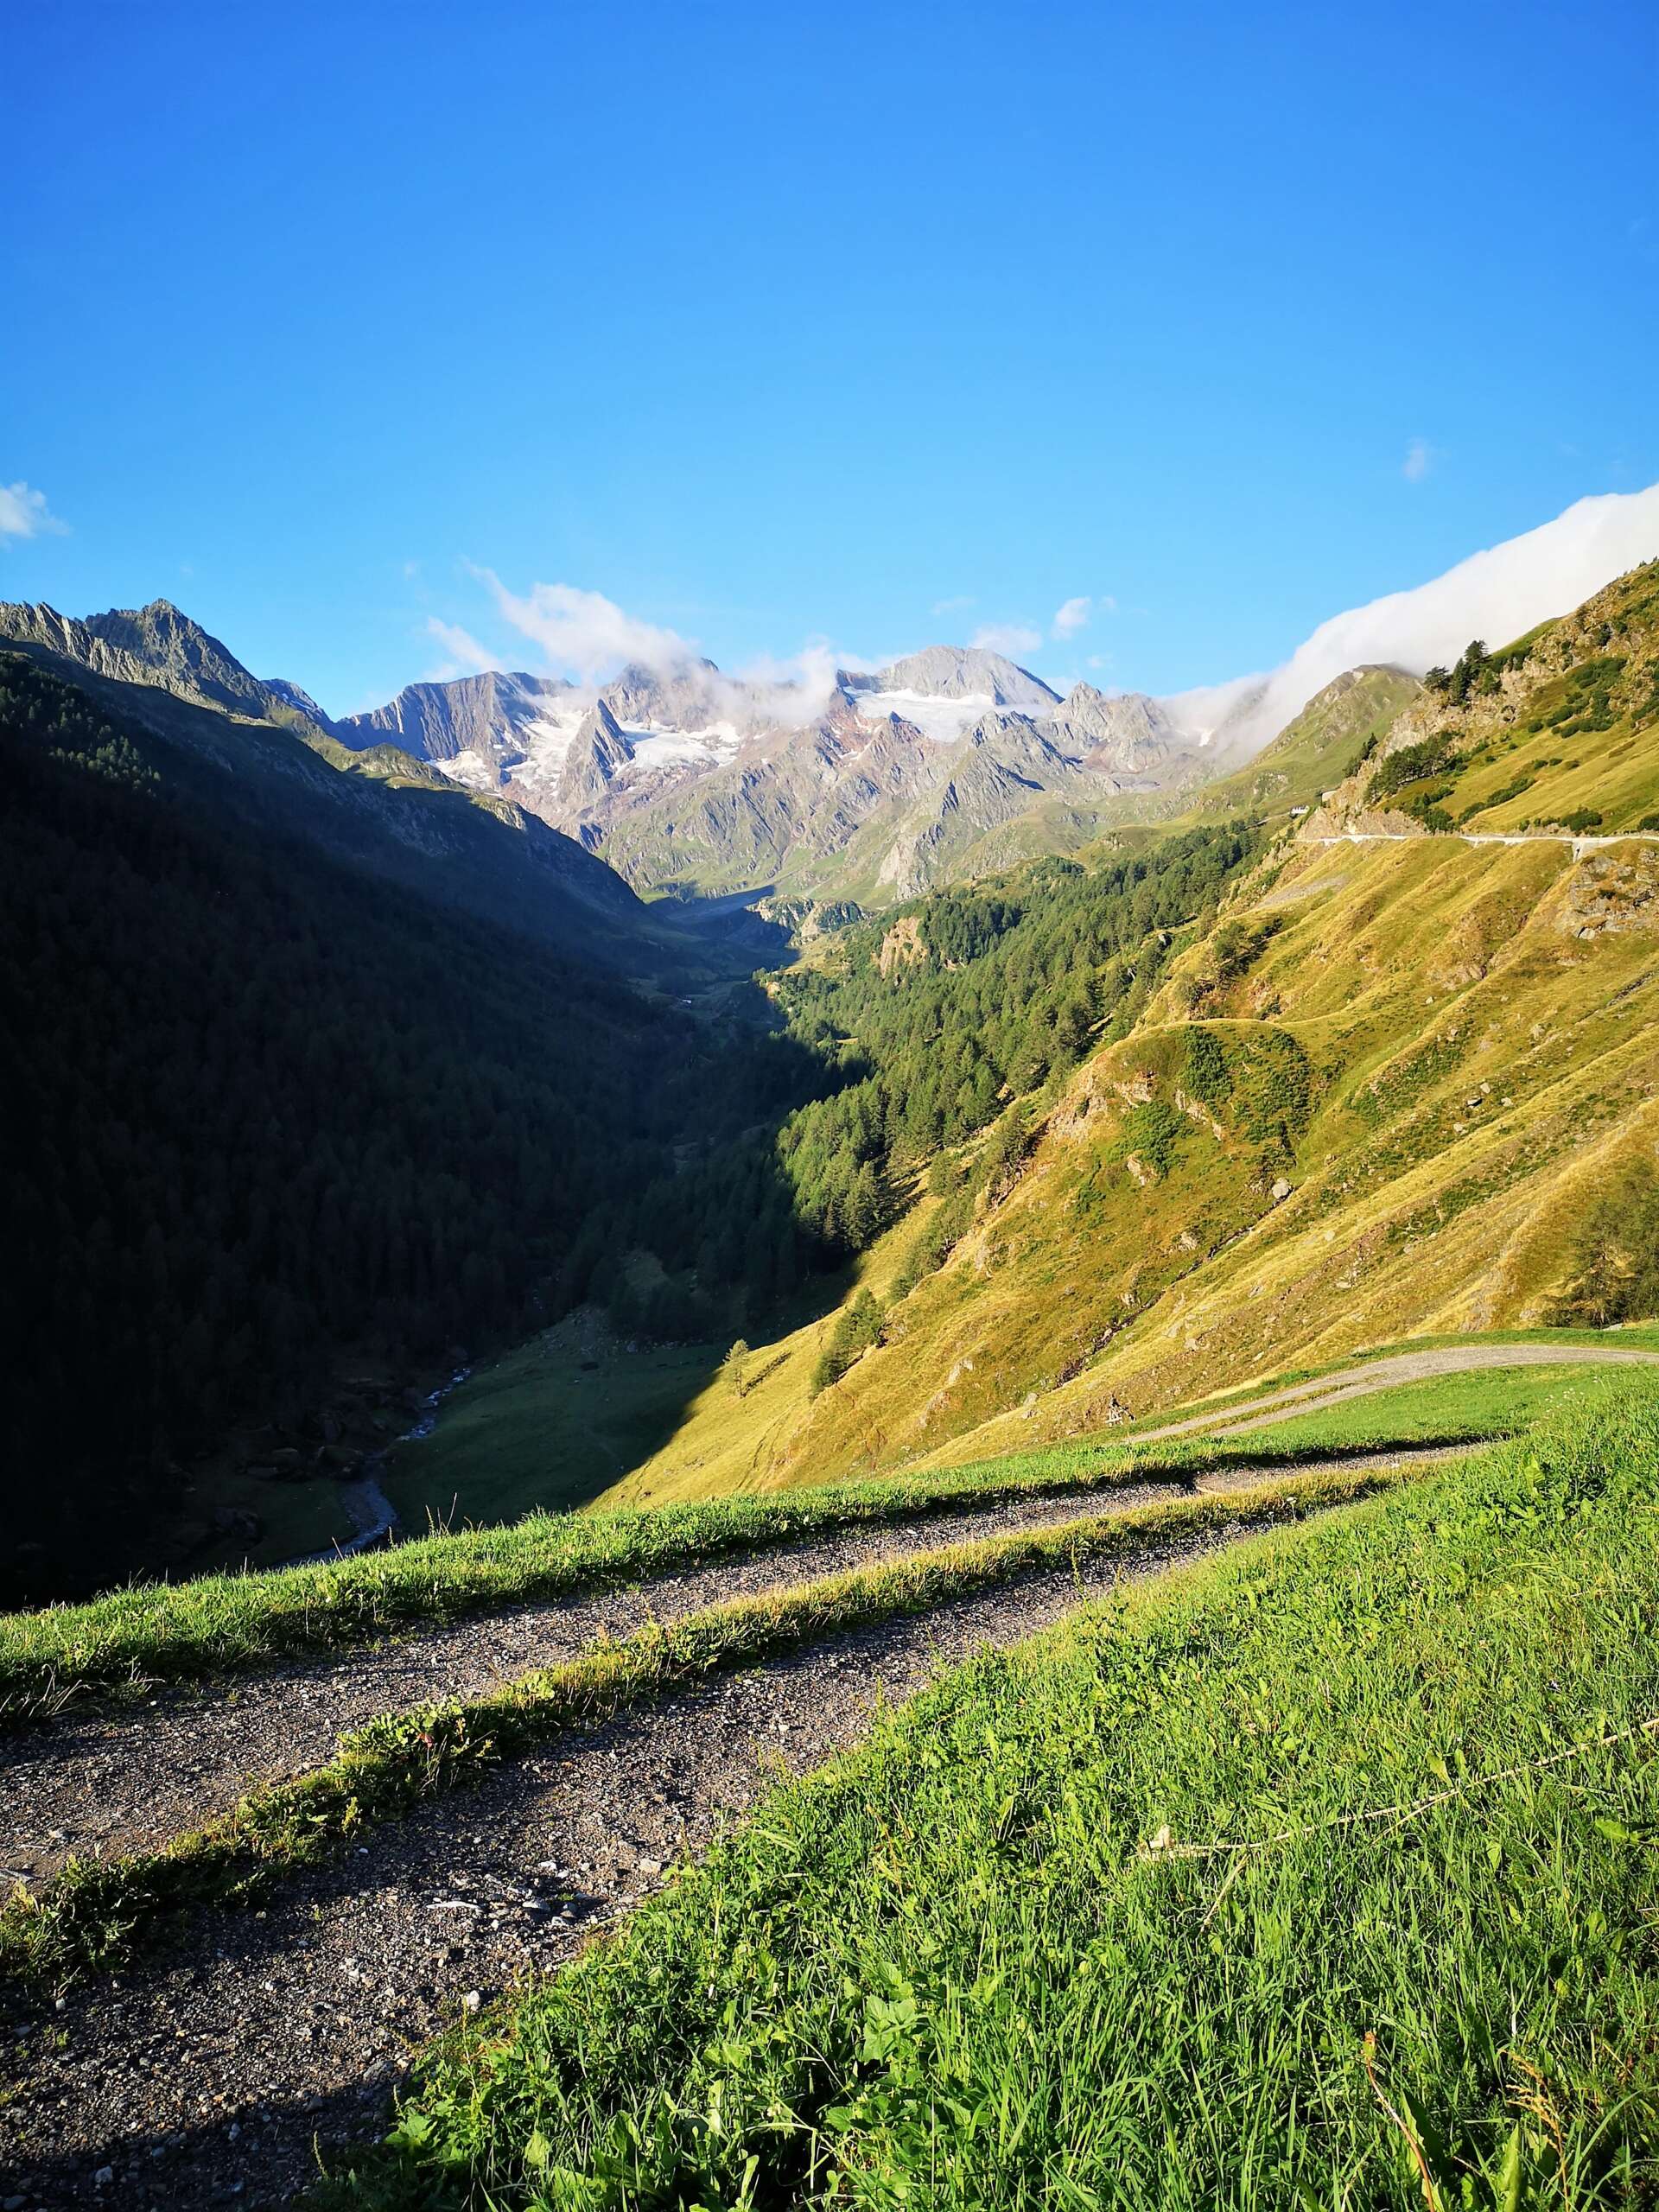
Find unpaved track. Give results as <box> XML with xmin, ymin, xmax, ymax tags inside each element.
<box><xmin>1128</xmin><ymin>1343</ymin><xmax>1659</xmax><ymax>1447</ymax></box>
<box><xmin>0</xmin><ymin>1481</ymin><xmax>1182</xmax><ymax>1888</ymax></box>
<box><xmin>0</xmin><ymin>1453</ymin><xmax>1456</xmax><ymax>1890</ymax></box>
<box><xmin>0</xmin><ymin>1510</ymin><xmax>1304</xmax><ymax>2212</ymax></box>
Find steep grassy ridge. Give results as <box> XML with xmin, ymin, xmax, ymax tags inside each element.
<box><xmin>616</xmin><ymin>570</ymin><xmax>1659</xmax><ymax>1490</ymax></box>
<box><xmin>776</xmin><ymin>831</ymin><xmax>1659</xmax><ymax>1480</ymax></box>
<box><xmin>1310</xmin><ymin>560</ymin><xmax>1659</xmax><ymax>840</ymax></box>
<box><xmin>1185</xmin><ymin>663</ymin><xmax>1421</xmax><ymax>823</ymax></box>
<box><xmin>327</xmin><ymin>1393</ymin><xmax>1659</xmax><ymax>2212</ymax></box>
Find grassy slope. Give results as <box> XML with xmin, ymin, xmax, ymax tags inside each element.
<box><xmin>1314</xmin><ymin>561</ymin><xmax>1659</xmax><ymax>840</ymax></box>
<box><xmin>385</xmin><ymin>1206</ymin><xmax>933</xmax><ymax>1533</ymax></box>
<box><xmin>324</xmin><ymin>1391</ymin><xmax>1659</xmax><ymax>2212</ymax></box>
<box><xmin>7</xmin><ymin>1355</ymin><xmax>1622</xmax><ymax>1712</ymax></box>
<box><xmin>683</xmin><ymin>646</ymin><xmax>1659</xmax><ymax>1490</ymax></box>
<box><xmin>359</xmin><ymin>571</ymin><xmax>1659</xmax><ymax>1521</ymax></box>
<box><xmin>593</xmin><ymin>823</ymin><xmax>1659</xmax><ymax>1498</ymax></box>
<box><xmin>1180</xmin><ymin>663</ymin><xmax>1421</xmax><ymax>825</ymax></box>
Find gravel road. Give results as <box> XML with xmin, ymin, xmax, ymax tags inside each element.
<box><xmin>0</xmin><ymin>1510</ymin><xmax>1293</xmax><ymax>2212</ymax></box>
<box><xmin>1128</xmin><ymin>1342</ymin><xmax>1659</xmax><ymax>1446</ymax></box>
<box><xmin>0</xmin><ymin>1449</ymin><xmax>1459</xmax><ymax>1889</ymax></box>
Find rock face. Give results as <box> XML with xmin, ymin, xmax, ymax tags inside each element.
<box><xmin>0</xmin><ymin>599</ymin><xmax>329</xmax><ymax>736</ymax></box>
<box><xmin>339</xmin><ymin>641</ymin><xmax>1224</xmax><ymax>904</ymax></box>
<box><xmin>859</xmin><ymin>645</ymin><xmax>1059</xmax><ymax>709</ymax></box>
<box><xmin>1053</xmin><ymin>683</ymin><xmax>1185</xmax><ymax>772</ymax></box>
<box><xmin>339</xmin><ymin>669</ymin><xmax>574</xmax><ymax>768</ymax></box>
<box><xmin>555</xmin><ymin>700</ymin><xmax>635</xmax><ymax>811</ymax></box>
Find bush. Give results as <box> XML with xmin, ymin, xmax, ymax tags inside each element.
<box><xmin>810</xmin><ymin>1289</ymin><xmax>885</xmax><ymax>1395</ymax></box>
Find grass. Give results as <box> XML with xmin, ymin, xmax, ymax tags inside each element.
<box><xmin>1120</xmin><ymin>1351</ymin><xmax>1659</xmax><ymax>1446</ymax></box>
<box><xmin>0</xmin><ymin>1463</ymin><xmax>1396</xmax><ymax>1986</ymax></box>
<box><xmin>383</xmin><ymin>1321</ymin><xmax>728</xmax><ymax>1532</ymax></box>
<box><xmin>0</xmin><ymin>1351</ymin><xmax>1601</xmax><ymax>1717</ymax></box>
<box><xmin>398</xmin><ymin>1205</ymin><xmax>934</xmax><ymax>1529</ymax></box>
<box><xmin>316</xmin><ymin>1389</ymin><xmax>1659</xmax><ymax>2212</ymax></box>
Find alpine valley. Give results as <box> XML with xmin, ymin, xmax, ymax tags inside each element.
<box><xmin>5</xmin><ymin>486</ymin><xmax>1659</xmax><ymax>1605</ymax></box>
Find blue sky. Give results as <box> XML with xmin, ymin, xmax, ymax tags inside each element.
<box><xmin>4</xmin><ymin>0</ymin><xmax>1656</xmax><ymax>715</ymax></box>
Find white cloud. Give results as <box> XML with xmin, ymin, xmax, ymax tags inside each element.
<box><xmin>1052</xmin><ymin>595</ymin><xmax>1092</xmax><ymax>639</ymax></box>
<box><xmin>0</xmin><ymin>480</ymin><xmax>67</xmax><ymax>541</ymax></box>
<box><xmin>424</xmin><ymin>617</ymin><xmax>501</xmax><ymax>682</ymax></box>
<box><xmin>482</xmin><ymin>573</ymin><xmax>696</xmax><ymax>684</ymax></box>
<box><xmin>931</xmin><ymin>593</ymin><xmax>976</xmax><ymax>616</ymax></box>
<box><xmin>971</xmin><ymin>620</ymin><xmax>1043</xmax><ymax>657</ymax></box>
<box><xmin>1402</xmin><ymin>438</ymin><xmax>1433</xmax><ymax>483</ymax></box>
<box><xmin>472</xmin><ymin>570</ymin><xmax>842</xmax><ymax>726</ymax></box>
<box><xmin>728</xmin><ymin>639</ymin><xmax>846</xmax><ymax>726</ymax></box>
<box><xmin>1170</xmin><ymin>482</ymin><xmax>1659</xmax><ymax>754</ymax></box>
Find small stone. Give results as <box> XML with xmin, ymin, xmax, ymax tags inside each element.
<box><xmin>94</xmin><ymin>2171</ymin><xmax>116</xmax><ymax>2189</ymax></box>
<box><xmin>461</xmin><ymin>1990</ymin><xmax>481</xmax><ymax>2012</ymax></box>
<box><xmin>1270</xmin><ymin>1178</ymin><xmax>1293</xmax><ymax>1201</ymax></box>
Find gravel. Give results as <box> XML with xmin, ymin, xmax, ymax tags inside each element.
<box><xmin>0</xmin><ymin>1450</ymin><xmax>1460</xmax><ymax>1888</ymax></box>
<box><xmin>0</xmin><ymin>1512</ymin><xmax>1282</xmax><ymax>2210</ymax></box>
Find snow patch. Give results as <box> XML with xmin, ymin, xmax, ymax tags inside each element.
<box><xmin>435</xmin><ymin>751</ymin><xmax>501</xmax><ymax>792</ymax></box>
<box><xmin>622</xmin><ymin>721</ymin><xmax>741</xmax><ymax>770</ymax></box>
<box><xmin>854</xmin><ymin>690</ymin><xmax>997</xmax><ymax>743</ymax></box>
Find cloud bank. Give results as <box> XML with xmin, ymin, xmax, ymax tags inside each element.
<box><xmin>1172</xmin><ymin>483</ymin><xmax>1659</xmax><ymax>753</ymax></box>
<box><xmin>474</xmin><ymin>571</ymin><xmax>843</xmax><ymax>727</ymax></box>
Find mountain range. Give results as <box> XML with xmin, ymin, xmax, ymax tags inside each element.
<box><xmin>4</xmin><ymin>512</ymin><xmax>1659</xmax><ymax>1594</ymax></box>
<box><xmin>0</xmin><ymin>598</ymin><xmax>1293</xmax><ymax>915</ymax></box>
<box><xmin>12</xmin><ymin>485</ymin><xmax>1652</xmax><ymax>921</ymax></box>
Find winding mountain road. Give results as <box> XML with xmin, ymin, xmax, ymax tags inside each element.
<box><xmin>1306</xmin><ymin>828</ymin><xmax>1659</xmax><ymax>858</ymax></box>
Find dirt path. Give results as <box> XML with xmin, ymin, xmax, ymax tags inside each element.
<box><xmin>1306</xmin><ymin>829</ymin><xmax>1659</xmax><ymax>858</ymax></box>
<box><xmin>3</xmin><ymin>1461</ymin><xmax>1410</xmax><ymax>1891</ymax></box>
<box><xmin>0</xmin><ymin>1509</ymin><xmax>1302</xmax><ymax>2212</ymax></box>
<box><xmin>1127</xmin><ymin>1343</ymin><xmax>1659</xmax><ymax>1447</ymax></box>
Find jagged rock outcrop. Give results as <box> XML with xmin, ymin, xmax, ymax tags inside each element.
<box><xmin>338</xmin><ymin>669</ymin><xmax>571</xmax><ymax>767</ymax></box>
<box><xmin>0</xmin><ymin>599</ymin><xmax>328</xmax><ymax>736</ymax></box>
<box><xmin>1052</xmin><ymin>683</ymin><xmax>1183</xmax><ymax>772</ymax></box>
<box><xmin>555</xmin><ymin>699</ymin><xmax>635</xmax><ymax>810</ymax></box>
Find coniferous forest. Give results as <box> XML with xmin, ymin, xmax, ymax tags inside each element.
<box><xmin>0</xmin><ymin>652</ymin><xmax>1256</xmax><ymax>1596</ymax></box>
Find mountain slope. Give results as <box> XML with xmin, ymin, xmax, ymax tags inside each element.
<box><xmin>336</xmin><ymin>643</ymin><xmax>1205</xmax><ymax>906</ymax></box>
<box><xmin>1182</xmin><ymin>664</ymin><xmax>1421</xmax><ymax>823</ymax></box>
<box><xmin>1308</xmin><ymin>561</ymin><xmax>1659</xmax><ymax>840</ymax></box>
<box><xmin>0</xmin><ymin>602</ymin><xmax>697</xmax><ymax>972</ymax></box>
<box><xmin>0</xmin><ymin>598</ymin><xmax>328</xmax><ymax>737</ymax></box>
<box><xmin>0</xmin><ymin>656</ymin><xmax>808</xmax><ymax>1599</ymax></box>
<box><xmin>570</xmin><ymin>563</ymin><xmax>1659</xmax><ymax>1503</ymax></box>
